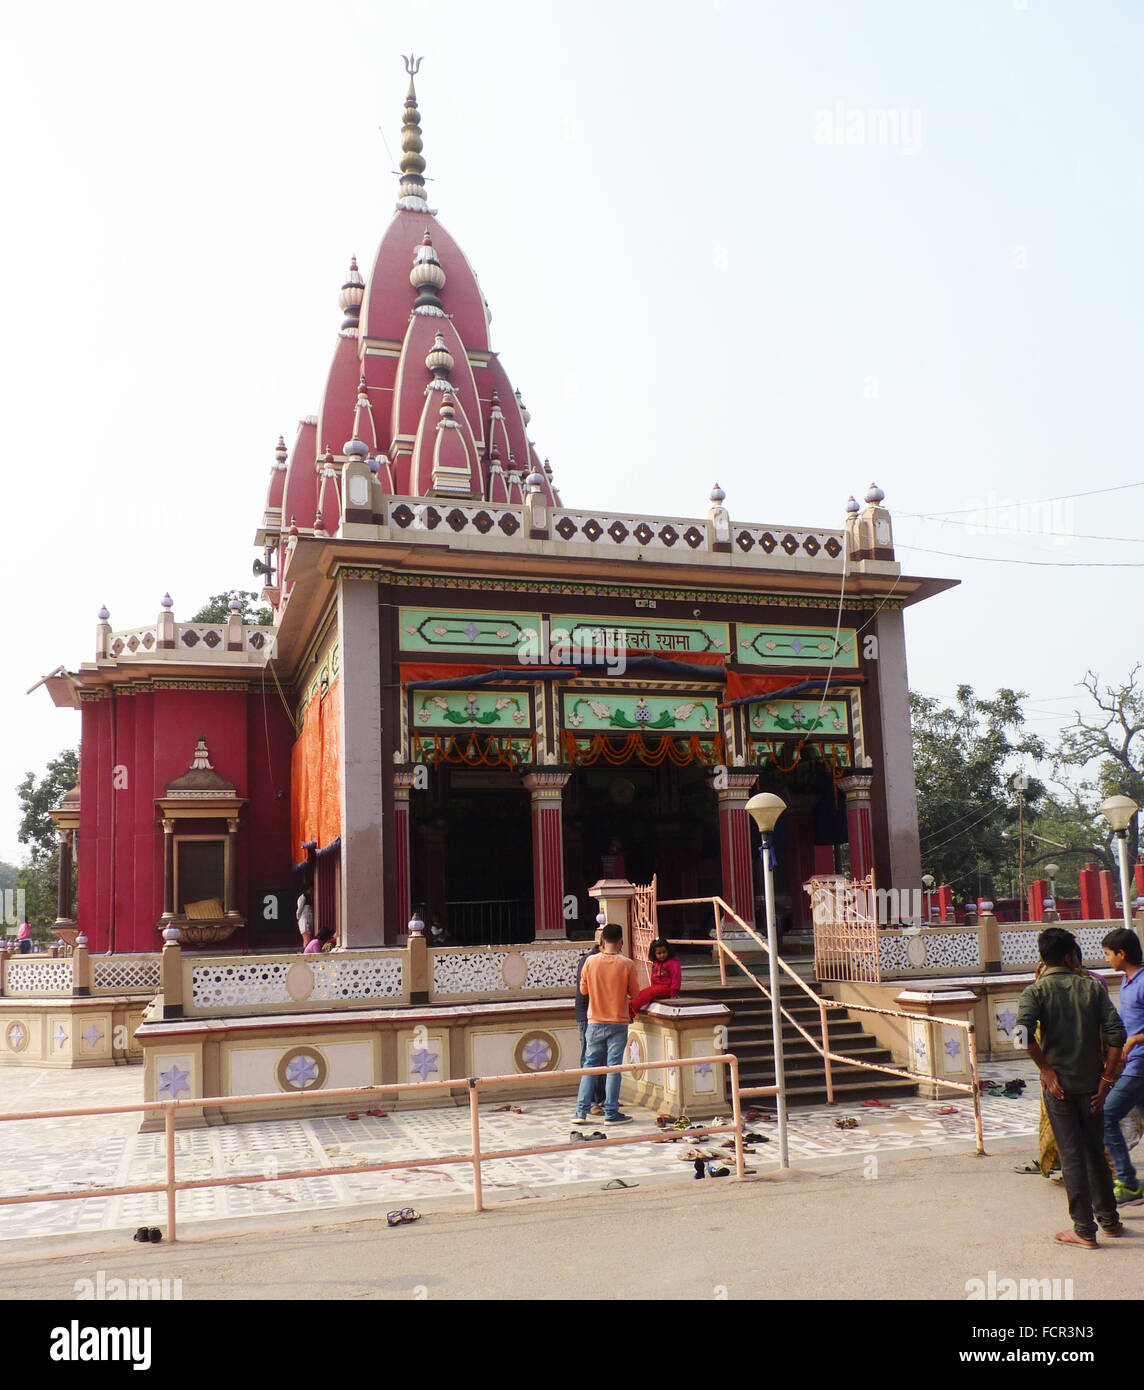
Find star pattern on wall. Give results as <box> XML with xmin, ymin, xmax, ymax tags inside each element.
<box><xmin>53</xmin><ymin>1026</ymin><xmax>68</xmax><ymax>1050</ymax></box>
<box><xmin>944</xmin><ymin>1036</ymin><xmax>962</xmax><ymax>1058</ymax></box>
<box><xmin>82</xmin><ymin>1025</ymin><xmax>104</xmax><ymax>1049</ymax></box>
<box><xmin>409</xmin><ymin>1047</ymin><xmax>439</xmax><ymax>1080</ymax></box>
<box><xmin>6</xmin><ymin>1023</ymin><xmax>25</xmax><ymax>1048</ymax></box>
<box><xmin>996</xmin><ymin>1007</ymin><xmax>1017</xmax><ymax>1036</ymax></box>
<box><xmin>285</xmin><ymin>1054</ymin><xmax>320</xmax><ymax>1088</ymax></box>
<box><xmin>521</xmin><ymin>1039</ymin><xmax>551</xmax><ymax>1071</ymax></box>
<box><xmin>158</xmin><ymin>1063</ymin><xmax>190</xmax><ymax>1099</ymax></box>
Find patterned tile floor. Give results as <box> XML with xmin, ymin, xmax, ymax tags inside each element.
<box><xmin>0</xmin><ymin>1060</ymin><xmax>1042</xmax><ymax>1243</ymax></box>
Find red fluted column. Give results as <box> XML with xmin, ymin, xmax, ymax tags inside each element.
<box><xmin>392</xmin><ymin>771</ymin><xmax>415</xmax><ymax>943</ymax></box>
<box><xmin>715</xmin><ymin>773</ymin><xmax>758</xmax><ymax>930</ymax></box>
<box><xmin>523</xmin><ymin>772</ymin><xmax>571</xmax><ymax>941</ymax></box>
<box><xmin>839</xmin><ymin>774</ymin><xmax>875</xmax><ymax>883</ymax></box>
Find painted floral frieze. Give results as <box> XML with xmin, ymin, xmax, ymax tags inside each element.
<box><xmin>415</xmin><ymin>690</ymin><xmax>529</xmax><ymax>727</ymax></box>
<box><xmin>736</xmin><ymin>624</ymin><xmax>858</xmax><ymax>668</ymax></box>
<box><xmin>563</xmin><ymin>694</ymin><xmax>716</xmax><ymax>731</ymax></box>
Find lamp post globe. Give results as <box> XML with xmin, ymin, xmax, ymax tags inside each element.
<box><xmin>1099</xmin><ymin>796</ymin><xmax>1138</xmax><ymax>933</ymax></box>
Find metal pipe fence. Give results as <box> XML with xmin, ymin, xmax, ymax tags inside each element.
<box><xmin>0</xmin><ymin>1054</ymin><xmax>755</xmax><ymax>1241</ymax></box>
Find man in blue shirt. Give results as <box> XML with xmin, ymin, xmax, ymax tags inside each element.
<box><xmin>1102</xmin><ymin>927</ymin><xmax>1144</xmax><ymax>1205</ymax></box>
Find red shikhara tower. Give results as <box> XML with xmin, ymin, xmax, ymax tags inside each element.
<box><xmin>262</xmin><ymin>55</ymin><xmax>558</xmax><ymax>572</ymax></box>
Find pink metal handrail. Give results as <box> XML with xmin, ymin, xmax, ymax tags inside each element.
<box><xmin>0</xmin><ymin>1054</ymin><xmax>763</xmax><ymax>1240</ymax></box>
<box><xmin>658</xmin><ymin>894</ymin><xmax>984</xmax><ymax>1155</ymax></box>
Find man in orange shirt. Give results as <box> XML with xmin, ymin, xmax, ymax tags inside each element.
<box><xmin>574</xmin><ymin>923</ymin><xmax>640</xmax><ymax>1125</ymax></box>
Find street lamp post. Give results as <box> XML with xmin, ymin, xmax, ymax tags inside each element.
<box><xmin>922</xmin><ymin>873</ymin><xmax>935</xmax><ymax>924</ymax></box>
<box><xmin>1014</xmin><ymin>773</ymin><xmax>1030</xmax><ymax>922</ymax></box>
<box><xmin>1099</xmin><ymin>797</ymin><xmax>1139</xmax><ymax>935</ymax></box>
<box><xmin>1043</xmin><ymin>862</ymin><xmax>1059</xmax><ymax>921</ymax></box>
<box><xmin>745</xmin><ymin>792</ymin><xmax>788</xmax><ymax>1169</ymax></box>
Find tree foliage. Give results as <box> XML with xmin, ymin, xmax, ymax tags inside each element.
<box><xmin>191</xmin><ymin>591</ymin><xmax>273</xmax><ymax>626</ymax></box>
<box><xmin>910</xmin><ymin>687</ymin><xmax>1047</xmax><ymax>898</ymax></box>
<box><xmin>1056</xmin><ymin>665</ymin><xmax>1144</xmax><ymax>865</ymax></box>
<box><xmin>15</xmin><ymin>746</ymin><xmax>78</xmax><ymax>934</ymax></box>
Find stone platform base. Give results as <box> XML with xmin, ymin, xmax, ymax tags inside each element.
<box><xmin>135</xmin><ymin>995</ymin><xmax>731</xmax><ymax>1130</ymax></box>
<box><xmin>0</xmin><ymin>996</ymin><xmax>148</xmax><ymax>1067</ymax></box>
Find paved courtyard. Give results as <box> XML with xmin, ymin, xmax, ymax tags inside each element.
<box><xmin>0</xmin><ymin>1058</ymin><xmax>1045</xmax><ymax>1249</ymax></box>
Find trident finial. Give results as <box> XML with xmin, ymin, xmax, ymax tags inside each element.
<box><xmin>403</xmin><ymin>54</ymin><xmax>423</xmax><ymax>77</ymax></box>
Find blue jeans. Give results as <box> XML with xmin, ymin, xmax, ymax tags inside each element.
<box><xmin>1103</xmin><ymin>1071</ymin><xmax>1144</xmax><ymax>1187</ymax></box>
<box><xmin>577</xmin><ymin>1022</ymin><xmax>606</xmax><ymax>1107</ymax></box>
<box><xmin>577</xmin><ymin>1022</ymin><xmax>628</xmax><ymax>1120</ymax></box>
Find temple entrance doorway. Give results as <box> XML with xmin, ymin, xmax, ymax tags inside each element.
<box><xmin>564</xmin><ymin>757</ymin><xmax>721</xmax><ymax>941</ymax></box>
<box><xmin>409</xmin><ymin>766</ymin><xmax>532</xmax><ymax>945</ymax></box>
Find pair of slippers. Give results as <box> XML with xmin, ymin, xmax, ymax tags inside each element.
<box><xmin>386</xmin><ymin>1208</ymin><xmax>420</xmax><ymax>1227</ymax></box>
<box><xmin>133</xmin><ymin>1227</ymin><xmax>162</xmax><ymax>1243</ymax></box>
<box><xmin>835</xmin><ymin>1117</ymin><xmax>859</xmax><ymax>1130</ymax></box>
<box><xmin>570</xmin><ymin>1129</ymin><xmax>607</xmax><ymax>1142</ymax></box>
<box><xmin>694</xmin><ymin>1158</ymin><xmax>730</xmax><ymax>1179</ymax></box>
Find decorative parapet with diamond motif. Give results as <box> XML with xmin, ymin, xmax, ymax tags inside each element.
<box><xmin>380</xmin><ymin>497</ymin><xmax>853</xmax><ymax>574</ymax></box>
<box><xmin>104</xmin><ymin>622</ymin><xmax>274</xmax><ymax>664</ymax></box>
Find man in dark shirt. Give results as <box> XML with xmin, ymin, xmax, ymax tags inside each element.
<box><xmin>1016</xmin><ymin>927</ymin><xmax>1127</xmax><ymax>1248</ymax></box>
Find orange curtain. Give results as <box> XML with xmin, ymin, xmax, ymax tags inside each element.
<box><xmin>290</xmin><ymin>680</ymin><xmax>342</xmax><ymax>863</ymax></box>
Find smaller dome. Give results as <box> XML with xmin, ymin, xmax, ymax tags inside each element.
<box><xmin>846</xmin><ymin>495</ymin><xmax>860</xmax><ymax>515</ymax></box>
<box><xmin>526</xmin><ymin>469</ymin><xmax>546</xmax><ymax>491</ymax></box>
<box><xmin>228</xmin><ymin>594</ymin><xmax>242</xmax><ymax>615</ymax></box>
<box><xmin>425</xmin><ymin>330</ymin><xmax>455</xmax><ymax>376</ymax></box>
<box><xmin>410</xmin><ymin>232</ymin><xmax>446</xmax><ymax>291</ymax></box>
<box><xmin>709</xmin><ymin>482</ymin><xmax>726</xmax><ymax>505</ymax></box>
<box><xmin>161</xmin><ymin>593</ymin><xmax>173</xmax><ymax>609</ymax></box>
<box><xmin>274</xmin><ymin>435</ymin><xmax>288</xmax><ymax>467</ymax></box>
<box><xmin>343</xmin><ymin>436</ymin><xmax>369</xmax><ymax>459</ymax></box>
<box><xmin>514</xmin><ymin>388</ymin><xmax>531</xmax><ymax>426</ymax></box>
<box><xmin>338</xmin><ymin>255</ymin><xmax>365</xmax><ymax>312</ymax></box>
<box><xmin>367</xmin><ymin>454</ymin><xmax>382</xmax><ymax>476</ymax></box>
<box><xmin>98</xmin><ymin>604</ymin><xmax>110</xmax><ymax>622</ymax></box>
<box><xmin>865</xmin><ymin>482</ymin><xmax>886</xmax><ymax>505</ymax></box>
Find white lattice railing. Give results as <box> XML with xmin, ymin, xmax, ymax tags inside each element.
<box><xmin>185</xmin><ymin>951</ymin><xmax>407</xmax><ymax>1016</ymax></box>
<box><xmin>999</xmin><ymin>926</ymin><xmax>1109</xmax><ymax>970</ymax></box>
<box><xmin>3</xmin><ymin>957</ymin><xmax>74</xmax><ymax>996</ymax></box>
<box><xmin>877</xmin><ymin>927</ymin><xmax>981</xmax><ymax>977</ymax></box>
<box><xmin>430</xmin><ymin>944</ymin><xmax>585</xmax><ymax>1001</ymax></box>
<box><xmin>91</xmin><ymin>954</ymin><xmax>162</xmax><ymax>995</ymax></box>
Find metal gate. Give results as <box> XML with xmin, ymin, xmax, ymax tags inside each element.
<box><xmin>630</xmin><ymin>875</ymin><xmax>658</xmax><ymax>987</ymax></box>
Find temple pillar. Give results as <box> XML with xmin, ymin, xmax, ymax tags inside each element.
<box><xmin>523</xmin><ymin>771</ymin><xmax>571</xmax><ymax>941</ymax></box>
<box><xmin>225</xmin><ymin>819</ymin><xmax>239</xmax><ymax>916</ymax></box>
<box><xmin>337</xmin><ymin>574</ymin><xmax>386</xmax><ymax>947</ymax></box>
<box><xmin>393</xmin><ymin>771</ymin><xmax>415</xmax><ymax>941</ymax></box>
<box><xmin>55</xmin><ymin>830</ymin><xmax>75</xmax><ymax>925</ymax></box>
<box><xmin>869</xmin><ymin>608</ymin><xmax>923</xmax><ymax>892</ymax></box>
<box><xmin>839</xmin><ymin>774</ymin><xmax>875</xmax><ymax>882</ymax></box>
<box><xmin>160</xmin><ymin>819</ymin><xmax>176</xmax><ymax>920</ymax></box>
<box><xmin>714</xmin><ymin>773</ymin><xmax>758</xmax><ymax>930</ymax></box>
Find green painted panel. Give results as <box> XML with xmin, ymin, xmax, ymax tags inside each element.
<box><xmin>413</xmin><ymin>689</ymin><xmax>532</xmax><ymax>729</ymax></box>
<box><xmin>747</xmin><ymin>699</ymin><xmax>849</xmax><ymax>735</ymax></box>
<box><xmin>737</xmin><ymin>624</ymin><xmax>858</xmax><ymax>668</ymax></box>
<box><xmin>563</xmin><ymin>691</ymin><xmax>719</xmax><ymax>732</ymax></box>
<box><xmin>551</xmin><ymin>615</ymin><xmax>729</xmax><ymax>656</ymax></box>
<box><xmin>399</xmin><ymin>607</ymin><xmax>542</xmax><ymax>655</ymax></box>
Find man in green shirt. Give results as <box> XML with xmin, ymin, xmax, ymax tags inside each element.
<box><xmin>1016</xmin><ymin>927</ymin><xmax>1126</xmax><ymax>1248</ymax></box>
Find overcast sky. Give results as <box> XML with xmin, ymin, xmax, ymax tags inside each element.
<box><xmin>2</xmin><ymin>0</ymin><xmax>1141</xmax><ymax>863</ymax></box>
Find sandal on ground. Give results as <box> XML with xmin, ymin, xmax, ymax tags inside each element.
<box><xmin>706</xmin><ymin>1164</ymin><xmax>730</xmax><ymax>1178</ymax></box>
<box><xmin>860</xmin><ymin>1098</ymin><xmax>890</xmax><ymax>1108</ymax></box>
<box><xmin>835</xmin><ymin>1116</ymin><xmax>859</xmax><ymax>1129</ymax></box>
<box><xmin>693</xmin><ymin>1158</ymin><xmax>706</xmax><ymax>1179</ymax></box>
<box><xmin>602</xmin><ymin>1178</ymin><xmax>638</xmax><ymax>1189</ymax></box>
<box><xmin>1053</xmin><ymin>1229</ymin><xmax>1097</xmax><ymax>1249</ymax></box>
<box><xmin>570</xmin><ymin>1130</ymin><xmax>588</xmax><ymax>1143</ymax></box>
<box><xmin>365</xmin><ymin>1109</ymin><xmax>388</xmax><ymax>1118</ymax></box>
<box><xmin>587</xmin><ymin>1131</ymin><xmax>608</xmax><ymax>1140</ymax></box>
<box><xmin>1013</xmin><ymin>1161</ymin><xmax>1041</xmax><ymax>1173</ymax></box>
<box><xmin>936</xmin><ymin>1106</ymin><xmax>958</xmax><ymax>1115</ymax></box>
<box><xmin>387</xmin><ymin>1208</ymin><xmax>421</xmax><ymax>1227</ymax></box>
<box><xmin>1100</xmin><ymin>1221</ymin><xmax>1125</xmax><ymax>1237</ymax></box>
<box><xmin>346</xmin><ymin>1113</ymin><xmax>360</xmax><ymax>1120</ymax></box>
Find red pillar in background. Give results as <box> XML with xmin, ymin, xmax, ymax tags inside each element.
<box><xmin>1028</xmin><ymin>880</ymin><xmax>1046</xmax><ymax>922</ymax></box>
<box><xmin>523</xmin><ymin>772</ymin><xmax>570</xmax><ymax>940</ymax></box>
<box><xmin>1078</xmin><ymin>862</ymin><xmax>1101</xmax><ymax>920</ymax></box>
<box><xmin>1135</xmin><ymin>861</ymin><xmax>1144</xmax><ymax>897</ymax></box>
<box><xmin>785</xmin><ymin>799</ymin><xmax>817</xmax><ymax>930</ymax></box>
<box><xmin>715</xmin><ymin>774</ymin><xmax>759</xmax><ymax>929</ymax></box>
<box><xmin>1099</xmin><ymin>869</ymin><xmax>1116</xmax><ymax>919</ymax></box>
<box><xmin>392</xmin><ymin>771</ymin><xmax>415</xmax><ymax>943</ymax></box>
<box><xmin>839</xmin><ymin>774</ymin><xmax>875</xmax><ymax>883</ymax></box>
<box><xmin>937</xmin><ymin>883</ymin><xmax>955</xmax><ymax>922</ymax></box>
